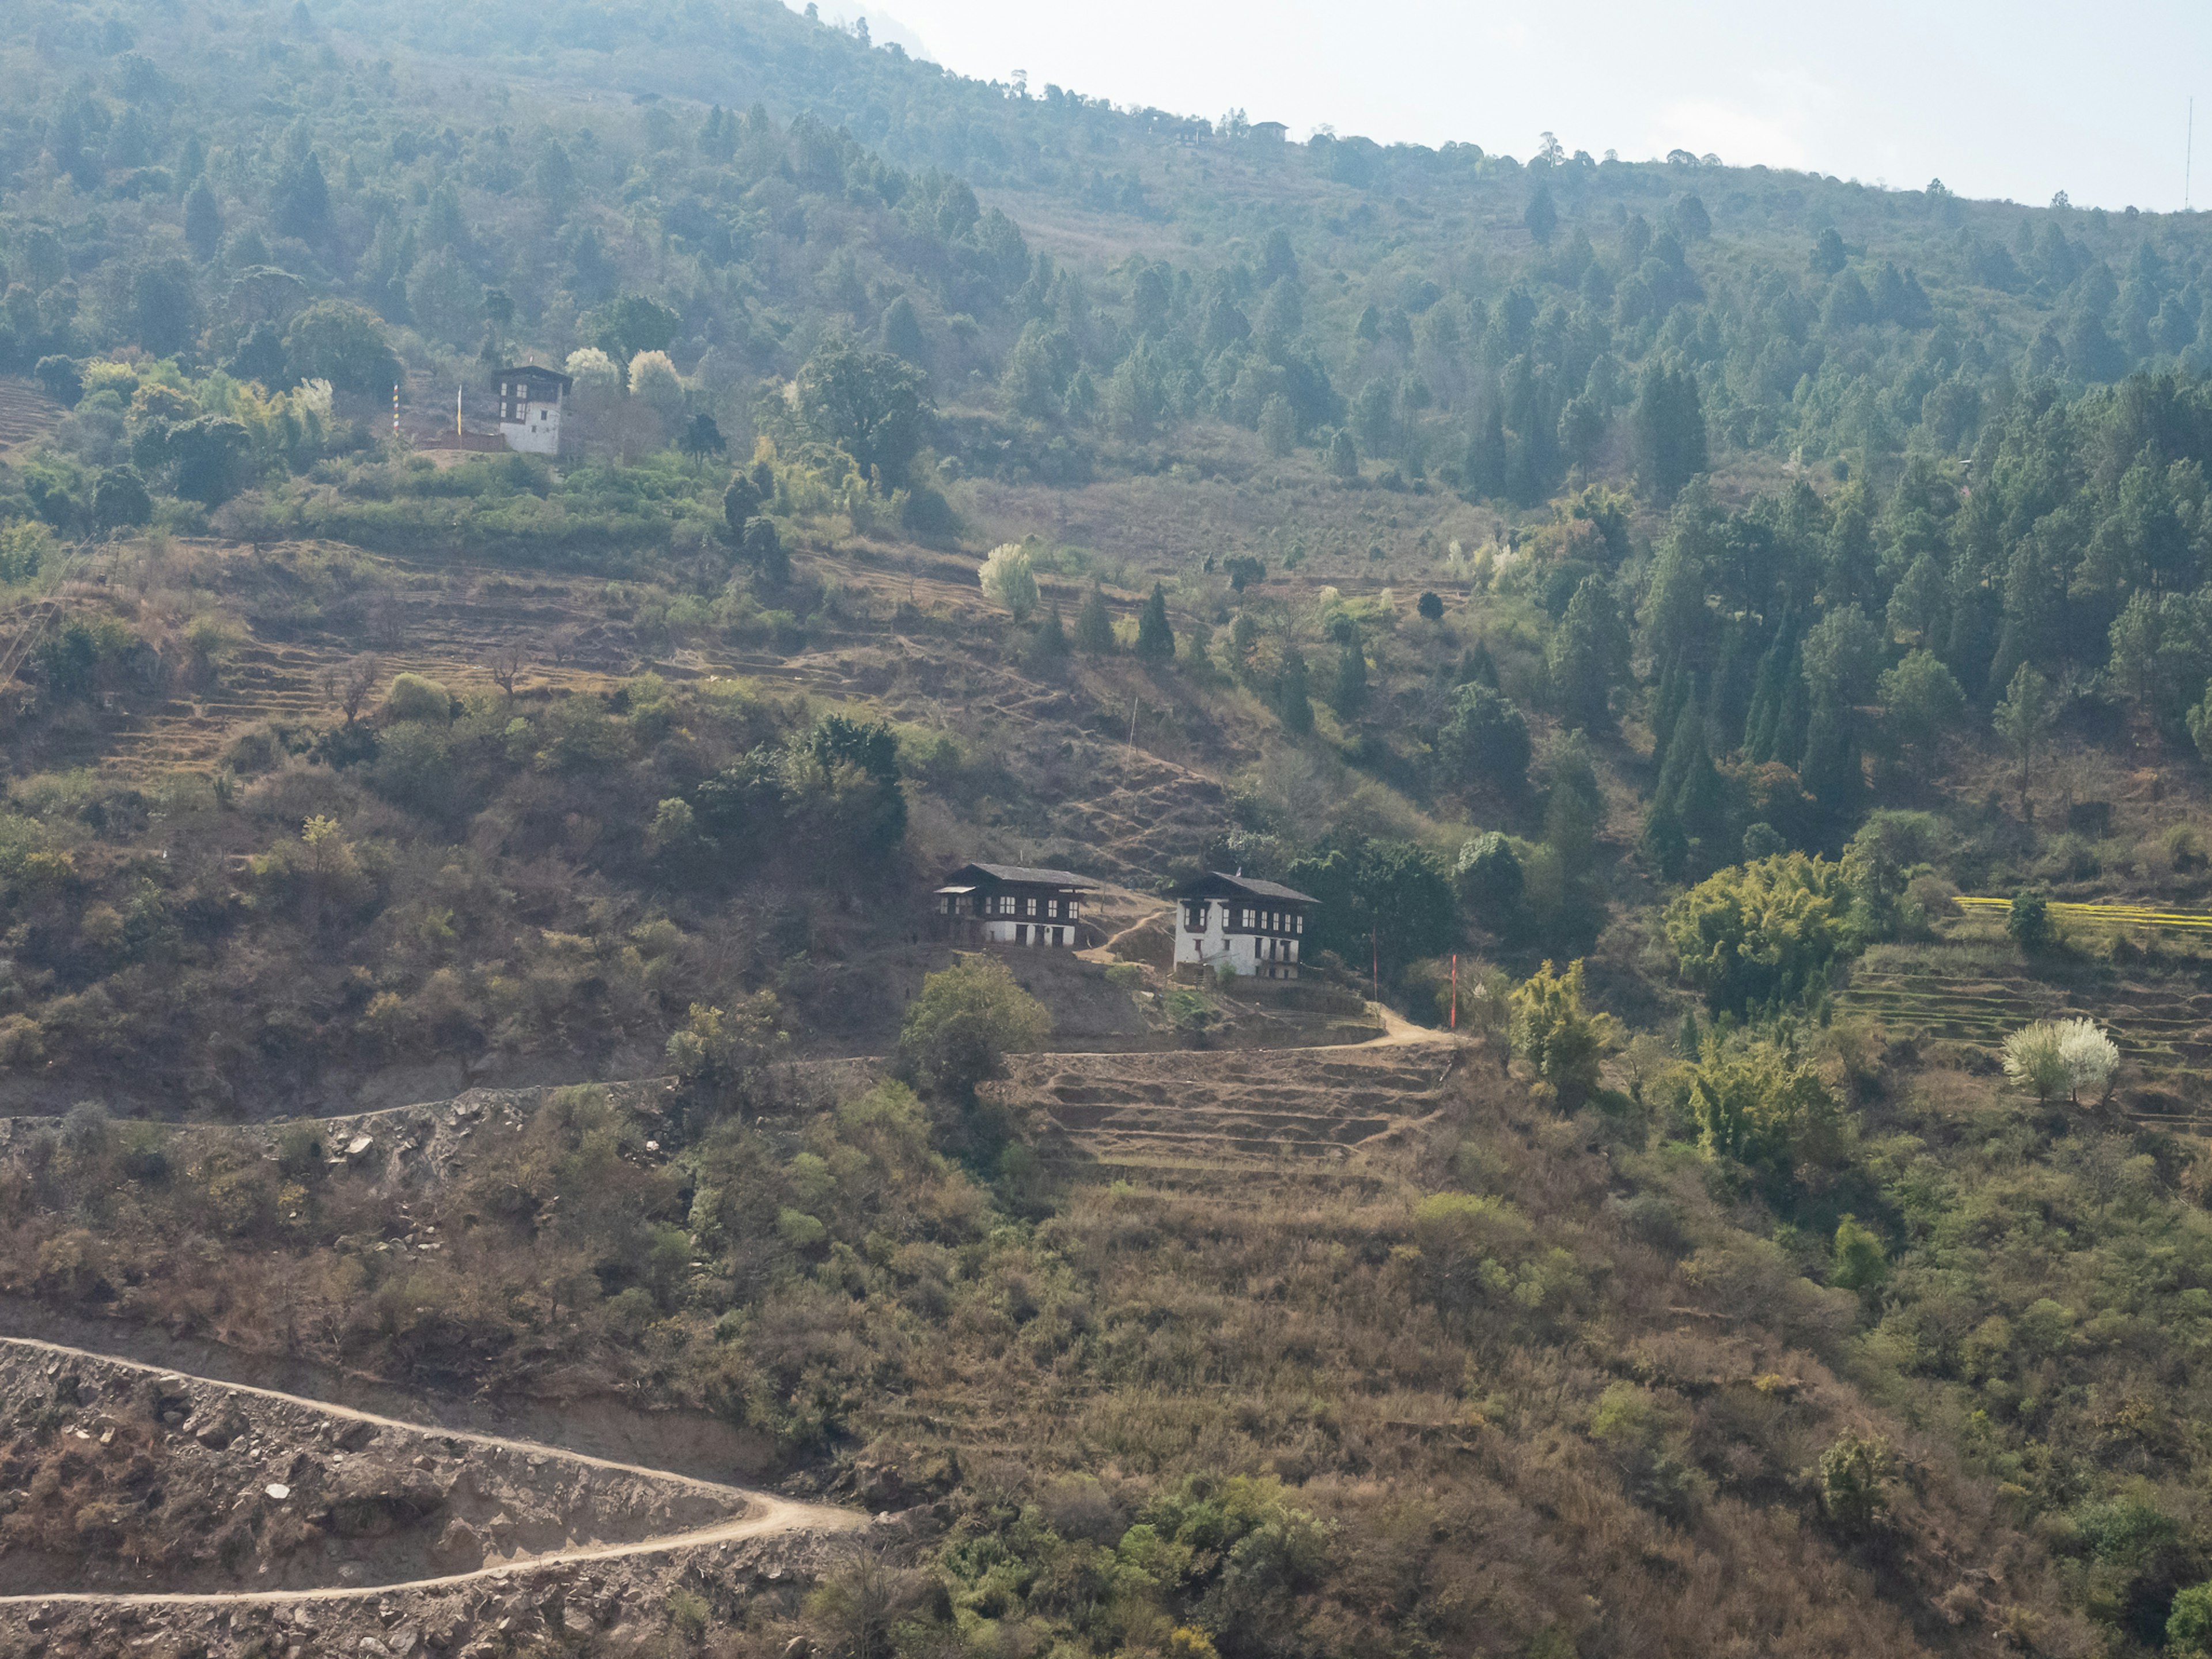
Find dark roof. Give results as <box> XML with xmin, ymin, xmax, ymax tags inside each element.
<box><xmin>1173</xmin><ymin>870</ymin><xmax>1318</xmax><ymax>904</ymax></box>
<box><xmin>945</xmin><ymin>861</ymin><xmax>1101</xmax><ymax>889</ymax></box>
<box><xmin>495</xmin><ymin>364</ymin><xmax>574</xmax><ymax>391</ymax></box>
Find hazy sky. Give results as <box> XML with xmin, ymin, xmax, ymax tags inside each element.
<box><xmin>809</xmin><ymin>1</ymin><xmax>2210</xmax><ymax>213</ymax></box>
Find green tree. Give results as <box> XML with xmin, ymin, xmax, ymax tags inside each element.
<box><xmin>880</xmin><ymin>294</ymin><xmax>928</xmax><ymax>365</ymax></box>
<box><xmin>723</xmin><ymin>471</ymin><xmax>764</xmax><ymax>539</ymax></box>
<box><xmin>1631</xmin><ymin>359</ymin><xmax>1707</xmax><ymax>501</ymax></box>
<box><xmin>794</xmin><ymin>336</ymin><xmax>933</xmax><ymax>480</ymax></box>
<box><xmin>665</xmin><ymin>994</ymin><xmax>789</xmax><ymax>1116</ymax></box>
<box><xmin>1663</xmin><ymin>853</ymin><xmax>1853</xmax><ymax>1014</ymax></box>
<box><xmin>1509</xmin><ymin>959</ymin><xmax>1612</xmax><ymax>1109</ymax></box>
<box><xmin>590</xmin><ymin>294</ymin><xmax>681</xmax><ymax>362</ymax></box>
<box><xmin>1327</xmin><ymin>429</ymin><xmax>1359</xmax><ymax>481</ymax></box>
<box><xmin>1074</xmin><ymin>582</ymin><xmax>1116</xmax><ymax>654</ymax></box>
<box><xmin>1877</xmin><ymin>648</ymin><xmax>1965</xmax><ymax>762</ymax></box>
<box><xmin>284</xmin><ymin>300</ymin><xmax>401</xmax><ymax>395</ymax></box>
<box><xmin>896</xmin><ymin>957</ymin><xmax>1052</xmax><ymax>1103</ymax></box>
<box><xmin>92</xmin><ymin>467</ymin><xmax>151</xmax><ymax>533</ymax></box>
<box><xmin>2169</xmin><ymin>1582</ymin><xmax>2212</xmax><ymax>1656</ymax></box>
<box><xmin>1134</xmin><ymin>582</ymin><xmax>1175</xmax><ymax>662</ymax></box>
<box><xmin>1689</xmin><ymin>1036</ymin><xmax>1839</xmax><ymax>1171</ymax></box>
<box><xmin>1258</xmin><ymin>393</ymin><xmax>1297</xmax><ymax>456</ymax></box>
<box><xmin>1830</xmin><ymin>1215</ymin><xmax>1888</xmax><ymax>1293</ymax></box>
<box><xmin>1546</xmin><ymin>575</ymin><xmax>1628</xmax><ymax>729</ymax></box>
<box><xmin>1523</xmin><ymin>181</ymin><xmax>1559</xmax><ymax>247</ymax></box>
<box><xmin>1436</xmin><ymin>682</ymin><xmax>1532</xmax><ymax>793</ymax></box>
<box><xmin>183</xmin><ymin>179</ymin><xmax>222</xmax><ymax>262</ymax></box>
<box><xmin>1328</xmin><ymin>632</ymin><xmax>1368</xmax><ymax>718</ymax></box>
<box><xmin>1455</xmin><ymin>831</ymin><xmax>1525</xmax><ymax>922</ymax></box>
<box><xmin>1991</xmin><ymin>662</ymin><xmax>2055</xmax><ymax>810</ymax></box>
<box><xmin>677</xmin><ymin>412</ymin><xmax>725</xmax><ymax>469</ymax></box>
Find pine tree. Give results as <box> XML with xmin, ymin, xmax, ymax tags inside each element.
<box><xmin>1134</xmin><ymin>582</ymin><xmax>1175</xmax><ymax>662</ymax></box>
<box><xmin>1032</xmin><ymin>603</ymin><xmax>1070</xmax><ymax>665</ymax></box>
<box><xmin>1074</xmin><ymin>582</ymin><xmax>1116</xmax><ymax>654</ymax></box>
<box><xmin>1329</xmin><ymin>634</ymin><xmax>1369</xmax><ymax>719</ymax></box>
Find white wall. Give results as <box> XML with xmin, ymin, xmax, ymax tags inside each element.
<box><xmin>501</xmin><ymin>396</ymin><xmax>562</xmax><ymax>456</ymax></box>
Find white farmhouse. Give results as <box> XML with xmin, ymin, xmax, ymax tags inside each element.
<box><xmin>494</xmin><ymin>365</ymin><xmax>573</xmax><ymax>456</ymax></box>
<box><xmin>1172</xmin><ymin>871</ymin><xmax>1318</xmax><ymax>980</ymax></box>
<box><xmin>933</xmin><ymin>862</ymin><xmax>1097</xmax><ymax>949</ymax></box>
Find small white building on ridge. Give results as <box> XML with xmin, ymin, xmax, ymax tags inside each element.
<box><xmin>495</xmin><ymin>365</ymin><xmax>572</xmax><ymax>456</ymax></box>
<box><xmin>1172</xmin><ymin>871</ymin><xmax>1318</xmax><ymax>980</ymax></box>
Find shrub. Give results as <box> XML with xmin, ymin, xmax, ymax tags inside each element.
<box><xmin>896</xmin><ymin>958</ymin><xmax>1052</xmax><ymax>1102</ymax></box>
<box><xmin>1817</xmin><ymin>1433</ymin><xmax>1891</xmax><ymax>1533</ymax></box>
<box><xmin>1664</xmin><ymin>853</ymin><xmax>1853</xmax><ymax>1014</ymax></box>
<box><xmin>382</xmin><ymin>673</ymin><xmax>453</xmax><ymax>725</ymax></box>
<box><xmin>1508</xmin><ymin>960</ymin><xmax>1612</xmax><ymax>1109</ymax></box>
<box><xmin>1688</xmin><ymin>1037</ymin><xmax>1840</xmax><ymax>1172</ymax></box>
<box><xmin>2006</xmin><ymin>890</ymin><xmax>2054</xmax><ymax>952</ymax></box>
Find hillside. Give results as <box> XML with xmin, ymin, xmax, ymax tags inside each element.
<box><xmin>10</xmin><ymin>1</ymin><xmax>2212</xmax><ymax>1657</ymax></box>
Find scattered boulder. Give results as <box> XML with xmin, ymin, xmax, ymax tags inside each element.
<box><xmin>430</xmin><ymin>1518</ymin><xmax>484</xmax><ymax>1571</ymax></box>
<box><xmin>193</xmin><ymin>1404</ymin><xmax>248</xmax><ymax>1450</ymax></box>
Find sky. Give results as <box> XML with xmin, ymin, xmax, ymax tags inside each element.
<box><xmin>806</xmin><ymin>0</ymin><xmax>2210</xmax><ymax>213</ymax></box>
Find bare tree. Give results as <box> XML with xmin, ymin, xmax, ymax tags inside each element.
<box><xmin>483</xmin><ymin>638</ymin><xmax>527</xmax><ymax>704</ymax></box>
<box><xmin>318</xmin><ymin>653</ymin><xmax>381</xmax><ymax>724</ymax></box>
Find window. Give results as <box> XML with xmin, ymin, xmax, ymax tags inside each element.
<box><xmin>1183</xmin><ymin>899</ymin><xmax>1209</xmax><ymax>931</ymax></box>
<box><xmin>1025</xmin><ymin>896</ymin><xmax>1039</xmax><ymax>916</ymax></box>
<box><xmin>1294</xmin><ymin>914</ymin><xmax>1304</xmax><ymax>933</ymax></box>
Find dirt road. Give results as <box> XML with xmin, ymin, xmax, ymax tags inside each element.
<box><xmin>0</xmin><ymin>1336</ymin><xmax>863</xmax><ymax>1609</ymax></box>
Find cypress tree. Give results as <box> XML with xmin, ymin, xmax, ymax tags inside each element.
<box><xmin>1032</xmin><ymin>603</ymin><xmax>1070</xmax><ymax>664</ymax></box>
<box><xmin>1074</xmin><ymin>582</ymin><xmax>1116</xmax><ymax>654</ymax></box>
<box><xmin>1330</xmin><ymin>632</ymin><xmax>1369</xmax><ymax>719</ymax></box>
<box><xmin>1134</xmin><ymin>582</ymin><xmax>1175</xmax><ymax>662</ymax></box>
<box><xmin>1773</xmin><ymin>654</ymin><xmax>1810</xmax><ymax>768</ymax></box>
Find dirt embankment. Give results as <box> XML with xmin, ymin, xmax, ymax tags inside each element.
<box><xmin>0</xmin><ymin>1346</ymin><xmax>752</xmax><ymax>1596</ymax></box>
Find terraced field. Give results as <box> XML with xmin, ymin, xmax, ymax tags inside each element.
<box><xmin>1838</xmin><ymin>948</ymin><xmax>2212</xmax><ymax>1124</ymax></box>
<box><xmin>0</xmin><ymin>378</ymin><xmax>60</xmax><ymax>454</ymax></box>
<box><xmin>1001</xmin><ymin>1040</ymin><xmax>1463</xmax><ymax>1181</ymax></box>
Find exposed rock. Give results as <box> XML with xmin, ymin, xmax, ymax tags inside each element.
<box><xmin>430</xmin><ymin>1518</ymin><xmax>484</xmax><ymax>1571</ymax></box>
<box><xmin>192</xmin><ymin>1404</ymin><xmax>247</xmax><ymax>1450</ymax></box>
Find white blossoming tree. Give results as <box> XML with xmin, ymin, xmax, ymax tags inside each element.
<box><xmin>2003</xmin><ymin>1018</ymin><xmax>2119</xmax><ymax>1105</ymax></box>
<box><xmin>979</xmin><ymin>543</ymin><xmax>1039</xmax><ymax>622</ymax></box>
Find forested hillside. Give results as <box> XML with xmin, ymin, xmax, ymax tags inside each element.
<box><xmin>14</xmin><ymin>2</ymin><xmax>2212</xmax><ymax>1657</ymax></box>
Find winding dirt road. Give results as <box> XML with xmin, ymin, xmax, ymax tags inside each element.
<box><xmin>0</xmin><ymin>1336</ymin><xmax>863</xmax><ymax>1609</ymax></box>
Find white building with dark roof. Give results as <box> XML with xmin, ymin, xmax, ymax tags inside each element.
<box><xmin>494</xmin><ymin>365</ymin><xmax>573</xmax><ymax>456</ymax></box>
<box><xmin>933</xmin><ymin>861</ymin><xmax>1098</xmax><ymax>949</ymax></box>
<box><xmin>1171</xmin><ymin>871</ymin><xmax>1318</xmax><ymax>980</ymax></box>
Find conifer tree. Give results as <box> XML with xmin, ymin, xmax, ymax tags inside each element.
<box><xmin>1330</xmin><ymin>632</ymin><xmax>1369</xmax><ymax>719</ymax></box>
<box><xmin>1134</xmin><ymin>582</ymin><xmax>1175</xmax><ymax>662</ymax></box>
<box><xmin>1074</xmin><ymin>582</ymin><xmax>1116</xmax><ymax>654</ymax></box>
<box><xmin>1279</xmin><ymin>647</ymin><xmax>1314</xmax><ymax>734</ymax></box>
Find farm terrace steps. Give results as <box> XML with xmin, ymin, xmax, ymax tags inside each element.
<box><xmin>993</xmin><ymin>1044</ymin><xmax>1459</xmax><ymax>1175</ymax></box>
<box><xmin>1839</xmin><ymin>962</ymin><xmax>2212</xmax><ymax>1112</ymax></box>
<box><xmin>0</xmin><ymin>378</ymin><xmax>60</xmax><ymax>451</ymax></box>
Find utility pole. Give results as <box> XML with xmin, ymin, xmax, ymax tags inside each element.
<box><xmin>2190</xmin><ymin>97</ymin><xmax>2196</xmax><ymax>211</ymax></box>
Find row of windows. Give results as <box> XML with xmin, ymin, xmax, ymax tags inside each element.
<box><xmin>938</xmin><ymin>893</ymin><xmax>1080</xmax><ymax>919</ymax></box>
<box><xmin>1181</xmin><ymin>900</ymin><xmax>1304</xmax><ymax>934</ymax></box>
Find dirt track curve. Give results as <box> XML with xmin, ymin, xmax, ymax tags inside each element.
<box><xmin>0</xmin><ymin>1336</ymin><xmax>864</xmax><ymax>1609</ymax></box>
